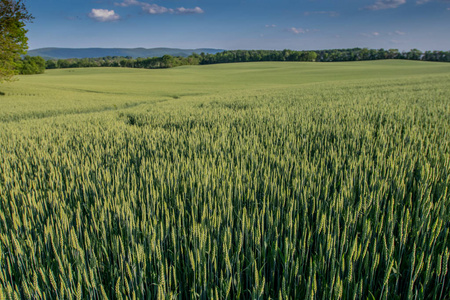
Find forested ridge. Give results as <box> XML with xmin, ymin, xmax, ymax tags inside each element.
<box><xmin>19</xmin><ymin>47</ymin><xmax>450</xmax><ymax>74</ymax></box>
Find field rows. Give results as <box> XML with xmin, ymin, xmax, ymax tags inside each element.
<box><xmin>0</xmin><ymin>63</ymin><xmax>449</xmax><ymax>299</ymax></box>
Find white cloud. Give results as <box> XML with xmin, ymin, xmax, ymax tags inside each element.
<box><xmin>418</xmin><ymin>0</ymin><xmax>450</xmax><ymax>3</ymax></box>
<box><xmin>175</xmin><ymin>7</ymin><xmax>204</xmax><ymax>15</ymax></box>
<box><xmin>361</xmin><ymin>32</ymin><xmax>381</xmax><ymax>37</ymax></box>
<box><xmin>141</xmin><ymin>3</ymin><xmax>172</xmax><ymax>14</ymax></box>
<box><xmin>365</xmin><ymin>0</ymin><xmax>406</xmax><ymax>10</ymax></box>
<box><xmin>89</xmin><ymin>9</ymin><xmax>120</xmax><ymax>22</ymax></box>
<box><xmin>304</xmin><ymin>11</ymin><xmax>340</xmax><ymax>17</ymax></box>
<box><xmin>389</xmin><ymin>30</ymin><xmax>406</xmax><ymax>35</ymax></box>
<box><xmin>114</xmin><ymin>0</ymin><xmax>204</xmax><ymax>15</ymax></box>
<box><xmin>265</xmin><ymin>24</ymin><xmax>277</xmax><ymax>28</ymax></box>
<box><xmin>287</xmin><ymin>27</ymin><xmax>308</xmax><ymax>34</ymax></box>
<box><xmin>115</xmin><ymin>0</ymin><xmax>141</xmax><ymax>7</ymax></box>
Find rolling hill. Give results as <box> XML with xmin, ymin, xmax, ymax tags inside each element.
<box><xmin>1</xmin><ymin>61</ymin><xmax>449</xmax><ymax>299</ymax></box>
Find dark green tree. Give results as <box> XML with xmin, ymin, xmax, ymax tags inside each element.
<box><xmin>0</xmin><ymin>0</ymin><xmax>33</xmax><ymax>82</ymax></box>
<box><xmin>19</xmin><ymin>55</ymin><xmax>45</xmax><ymax>74</ymax></box>
<box><xmin>307</xmin><ymin>51</ymin><xmax>318</xmax><ymax>62</ymax></box>
<box><xmin>408</xmin><ymin>49</ymin><xmax>423</xmax><ymax>60</ymax></box>
<box><xmin>387</xmin><ymin>49</ymin><xmax>399</xmax><ymax>59</ymax></box>
<box><xmin>161</xmin><ymin>55</ymin><xmax>174</xmax><ymax>68</ymax></box>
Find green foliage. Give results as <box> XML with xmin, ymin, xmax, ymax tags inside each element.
<box><xmin>0</xmin><ymin>61</ymin><xmax>449</xmax><ymax>299</ymax></box>
<box><xmin>19</xmin><ymin>55</ymin><xmax>45</xmax><ymax>75</ymax></box>
<box><xmin>199</xmin><ymin>48</ymin><xmax>450</xmax><ymax>64</ymax></box>
<box><xmin>45</xmin><ymin>54</ymin><xmax>200</xmax><ymax>70</ymax></box>
<box><xmin>42</xmin><ymin>48</ymin><xmax>449</xmax><ymax>72</ymax></box>
<box><xmin>0</xmin><ymin>0</ymin><xmax>33</xmax><ymax>82</ymax></box>
<box><xmin>307</xmin><ymin>51</ymin><xmax>317</xmax><ymax>62</ymax></box>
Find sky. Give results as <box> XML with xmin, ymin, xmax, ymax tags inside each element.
<box><xmin>25</xmin><ymin>0</ymin><xmax>450</xmax><ymax>51</ymax></box>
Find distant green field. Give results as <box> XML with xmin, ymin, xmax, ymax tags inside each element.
<box><xmin>0</xmin><ymin>61</ymin><xmax>449</xmax><ymax>299</ymax></box>
<box><xmin>1</xmin><ymin>60</ymin><xmax>449</xmax><ymax>122</ymax></box>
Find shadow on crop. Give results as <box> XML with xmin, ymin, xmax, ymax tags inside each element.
<box><xmin>119</xmin><ymin>113</ymin><xmax>147</xmax><ymax>127</ymax></box>
<box><xmin>209</xmin><ymin>100</ymin><xmax>254</xmax><ymax>111</ymax></box>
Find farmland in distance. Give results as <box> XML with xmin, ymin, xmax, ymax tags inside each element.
<box><xmin>0</xmin><ymin>60</ymin><xmax>449</xmax><ymax>299</ymax></box>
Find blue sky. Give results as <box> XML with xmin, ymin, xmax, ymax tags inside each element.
<box><xmin>26</xmin><ymin>0</ymin><xmax>450</xmax><ymax>51</ymax></box>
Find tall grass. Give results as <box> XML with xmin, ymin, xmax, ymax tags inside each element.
<box><xmin>0</xmin><ymin>64</ymin><xmax>449</xmax><ymax>299</ymax></box>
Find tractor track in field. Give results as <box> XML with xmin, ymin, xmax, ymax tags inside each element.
<box><xmin>0</xmin><ymin>101</ymin><xmax>149</xmax><ymax>123</ymax></box>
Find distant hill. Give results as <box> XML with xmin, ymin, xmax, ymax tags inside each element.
<box><xmin>27</xmin><ymin>47</ymin><xmax>224</xmax><ymax>60</ymax></box>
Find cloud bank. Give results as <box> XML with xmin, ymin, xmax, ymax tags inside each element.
<box><xmin>365</xmin><ymin>0</ymin><xmax>449</xmax><ymax>9</ymax></box>
<box><xmin>115</xmin><ymin>0</ymin><xmax>141</xmax><ymax>7</ymax></box>
<box><xmin>389</xmin><ymin>30</ymin><xmax>406</xmax><ymax>35</ymax></box>
<box><xmin>114</xmin><ymin>0</ymin><xmax>204</xmax><ymax>15</ymax></box>
<box><xmin>287</xmin><ymin>27</ymin><xmax>308</xmax><ymax>34</ymax></box>
<box><xmin>89</xmin><ymin>9</ymin><xmax>120</xmax><ymax>22</ymax></box>
<box><xmin>304</xmin><ymin>11</ymin><xmax>340</xmax><ymax>17</ymax></box>
<box><xmin>365</xmin><ymin>0</ymin><xmax>406</xmax><ymax>10</ymax></box>
<box><xmin>361</xmin><ymin>30</ymin><xmax>406</xmax><ymax>37</ymax></box>
<box><xmin>361</xmin><ymin>32</ymin><xmax>381</xmax><ymax>37</ymax></box>
<box><xmin>174</xmin><ymin>7</ymin><xmax>205</xmax><ymax>15</ymax></box>
<box><xmin>417</xmin><ymin>0</ymin><xmax>450</xmax><ymax>3</ymax></box>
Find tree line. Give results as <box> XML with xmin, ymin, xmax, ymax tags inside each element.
<box><xmin>44</xmin><ymin>54</ymin><xmax>200</xmax><ymax>70</ymax></box>
<box><xmin>199</xmin><ymin>48</ymin><xmax>450</xmax><ymax>63</ymax></box>
<box><xmin>16</xmin><ymin>48</ymin><xmax>450</xmax><ymax>75</ymax></box>
<box><xmin>313</xmin><ymin>48</ymin><xmax>448</xmax><ymax>62</ymax></box>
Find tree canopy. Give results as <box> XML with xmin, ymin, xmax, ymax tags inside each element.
<box><xmin>19</xmin><ymin>55</ymin><xmax>45</xmax><ymax>74</ymax></box>
<box><xmin>0</xmin><ymin>0</ymin><xmax>33</xmax><ymax>82</ymax></box>
<box><xmin>41</xmin><ymin>48</ymin><xmax>450</xmax><ymax>72</ymax></box>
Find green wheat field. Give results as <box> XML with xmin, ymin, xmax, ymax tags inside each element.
<box><xmin>1</xmin><ymin>60</ymin><xmax>450</xmax><ymax>299</ymax></box>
